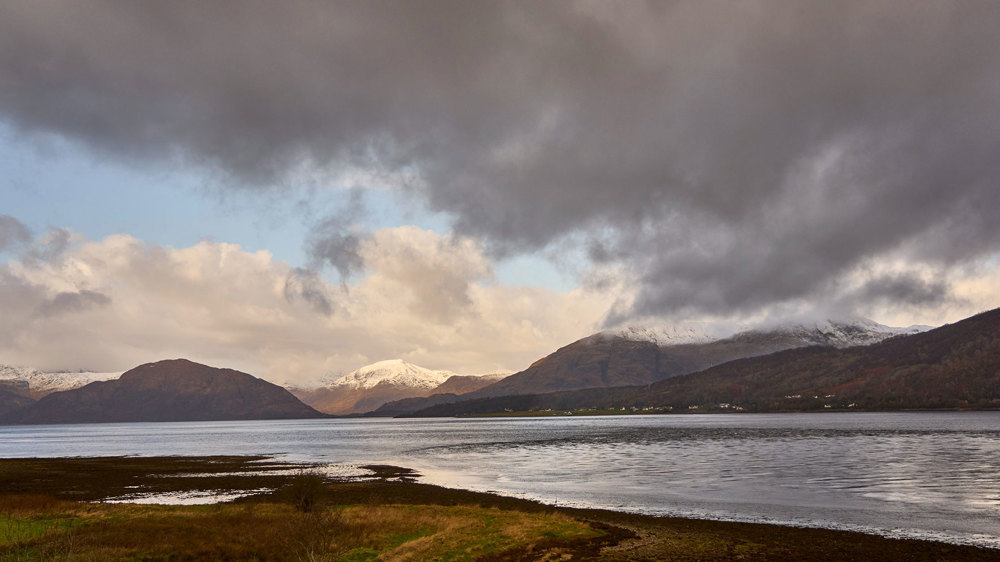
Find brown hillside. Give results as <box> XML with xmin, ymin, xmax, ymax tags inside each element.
<box><xmin>4</xmin><ymin>359</ymin><xmax>324</xmax><ymax>424</ymax></box>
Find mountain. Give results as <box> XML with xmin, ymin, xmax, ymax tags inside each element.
<box><xmin>729</xmin><ymin>318</ymin><xmax>929</xmax><ymax>348</ymax></box>
<box><xmin>433</xmin><ymin>372</ymin><xmax>511</xmax><ymax>395</ymax></box>
<box><xmin>292</xmin><ymin>360</ymin><xmax>509</xmax><ymax>415</ymax></box>
<box><xmin>329</xmin><ymin>359</ymin><xmax>458</xmax><ymax>389</ymax></box>
<box><xmin>383</xmin><ymin>319</ymin><xmax>926</xmax><ymax>414</ymax></box>
<box><xmin>293</xmin><ymin>359</ymin><xmax>457</xmax><ymax>415</ymax></box>
<box><xmin>371</xmin><ymin>371</ymin><xmax>512</xmax><ymax>416</ymax></box>
<box><xmin>0</xmin><ymin>383</ymin><xmax>34</xmax><ymax>418</ymax></box>
<box><xmin>599</xmin><ymin>323</ymin><xmax>718</xmax><ymax>345</ymax></box>
<box><xmin>2</xmin><ymin>359</ymin><xmax>325</xmax><ymax>424</ymax></box>
<box><xmin>0</xmin><ymin>365</ymin><xmax>121</xmax><ymax>399</ymax></box>
<box><xmin>409</xmin><ymin>308</ymin><xmax>1000</xmax><ymax>416</ymax></box>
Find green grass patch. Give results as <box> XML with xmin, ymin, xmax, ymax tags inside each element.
<box><xmin>0</xmin><ymin>501</ymin><xmax>602</xmax><ymax>561</ymax></box>
<box><xmin>0</xmin><ymin>516</ymin><xmax>64</xmax><ymax>546</ymax></box>
<box><xmin>339</xmin><ymin>546</ymin><xmax>380</xmax><ymax>561</ymax></box>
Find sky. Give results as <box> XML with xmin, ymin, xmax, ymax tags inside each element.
<box><xmin>1</xmin><ymin>1</ymin><xmax>999</xmax><ymax>384</ymax></box>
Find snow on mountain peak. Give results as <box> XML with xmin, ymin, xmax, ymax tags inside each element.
<box><xmin>0</xmin><ymin>365</ymin><xmax>121</xmax><ymax>395</ymax></box>
<box><xmin>747</xmin><ymin>317</ymin><xmax>933</xmax><ymax>348</ymax></box>
<box><xmin>601</xmin><ymin>323</ymin><xmax>721</xmax><ymax>346</ymax></box>
<box><xmin>601</xmin><ymin>317</ymin><xmax>933</xmax><ymax>349</ymax></box>
<box><xmin>477</xmin><ymin>368</ymin><xmax>515</xmax><ymax>378</ymax></box>
<box><xmin>326</xmin><ymin>359</ymin><xmax>458</xmax><ymax>390</ymax></box>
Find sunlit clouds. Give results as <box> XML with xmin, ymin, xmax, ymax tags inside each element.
<box><xmin>0</xmin><ymin>222</ymin><xmax>615</xmax><ymax>383</ymax></box>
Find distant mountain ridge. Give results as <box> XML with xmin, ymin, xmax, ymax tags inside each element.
<box><xmin>608</xmin><ymin>318</ymin><xmax>929</xmax><ymax>348</ymax></box>
<box><xmin>292</xmin><ymin>360</ymin><xmax>511</xmax><ymax>415</ymax></box>
<box><xmin>737</xmin><ymin>318</ymin><xmax>930</xmax><ymax>348</ymax></box>
<box><xmin>371</xmin><ymin>371</ymin><xmax>513</xmax><ymax>416</ymax></box>
<box><xmin>409</xmin><ymin>308</ymin><xmax>1000</xmax><ymax>417</ymax></box>
<box><xmin>379</xmin><ymin>318</ymin><xmax>928</xmax><ymax>415</ymax></box>
<box><xmin>0</xmin><ymin>318</ymin><xmax>942</xmax><ymax>421</ymax></box>
<box><xmin>2</xmin><ymin>359</ymin><xmax>324</xmax><ymax>424</ymax></box>
<box><xmin>600</xmin><ymin>324</ymin><xmax>718</xmax><ymax>345</ymax></box>
<box><xmin>325</xmin><ymin>359</ymin><xmax>457</xmax><ymax>390</ymax></box>
<box><xmin>434</xmin><ymin>372</ymin><xmax>511</xmax><ymax>395</ymax></box>
<box><xmin>0</xmin><ymin>366</ymin><xmax>121</xmax><ymax>399</ymax></box>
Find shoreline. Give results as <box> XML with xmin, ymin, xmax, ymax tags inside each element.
<box><xmin>1</xmin><ymin>456</ymin><xmax>997</xmax><ymax>560</ymax></box>
<box><xmin>453</xmin><ymin>407</ymin><xmax>1000</xmax><ymax>418</ymax></box>
<box><xmin>384</xmin><ymin>461</ymin><xmax>1000</xmax><ymax>552</ymax></box>
<box><xmin>2</xmin><ymin>407</ymin><xmax>998</xmax><ymax>425</ymax></box>
<box><xmin>401</xmin><ymin>481</ymin><xmax>1000</xmax><ymax>551</ymax></box>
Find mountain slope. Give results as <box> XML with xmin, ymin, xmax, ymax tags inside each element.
<box><xmin>293</xmin><ymin>360</ymin><xmax>508</xmax><ymax>415</ymax></box>
<box><xmin>410</xmin><ymin>308</ymin><xmax>1000</xmax><ymax>416</ymax></box>
<box><xmin>3</xmin><ymin>359</ymin><xmax>324</xmax><ymax>424</ymax></box>
<box><xmin>327</xmin><ymin>359</ymin><xmax>457</xmax><ymax>390</ymax></box>
<box><xmin>387</xmin><ymin>319</ymin><xmax>924</xmax><ymax>414</ymax></box>
<box><xmin>0</xmin><ymin>366</ymin><xmax>121</xmax><ymax>399</ymax></box>
<box><xmin>434</xmin><ymin>372</ymin><xmax>511</xmax><ymax>395</ymax></box>
<box><xmin>635</xmin><ymin>309</ymin><xmax>1000</xmax><ymax>412</ymax></box>
<box><xmin>0</xmin><ymin>389</ymin><xmax>34</xmax><ymax>419</ymax></box>
<box><xmin>371</xmin><ymin>372</ymin><xmax>512</xmax><ymax>416</ymax></box>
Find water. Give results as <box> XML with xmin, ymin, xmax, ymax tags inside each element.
<box><xmin>2</xmin><ymin>412</ymin><xmax>999</xmax><ymax>547</ymax></box>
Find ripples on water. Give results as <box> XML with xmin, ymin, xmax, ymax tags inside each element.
<box><xmin>2</xmin><ymin>412</ymin><xmax>998</xmax><ymax>547</ymax></box>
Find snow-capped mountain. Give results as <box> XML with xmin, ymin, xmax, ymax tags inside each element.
<box><xmin>324</xmin><ymin>359</ymin><xmax>458</xmax><ymax>390</ymax></box>
<box><xmin>0</xmin><ymin>365</ymin><xmax>121</xmax><ymax>398</ymax></box>
<box><xmin>601</xmin><ymin>324</ymin><xmax>717</xmax><ymax>346</ymax></box>
<box><xmin>430</xmin><ymin>317</ymin><xmax>938</xmax><ymax>404</ymax></box>
<box><xmin>410</xmin><ymin>308</ymin><xmax>1000</xmax><ymax>417</ymax></box>
<box><xmin>737</xmin><ymin>318</ymin><xmax>932</xmax><ymax>349</ymax></box>
<box><xmin>5</xmin><ymin>359</ymin><xmax>325</xmax><ymax>424</ymax></box>
<box><xmin>292</xmin><ymin>360</ymin><xmax>512</xmax><ymax>415</ymax></box>
<box><xmin>609</xmin><ymin>317</ymin><xmax>931</xmax><ymax>349</ymax></box>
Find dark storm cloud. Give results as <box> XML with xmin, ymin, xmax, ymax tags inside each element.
<box><xmin>283</xmin><ymin>267</ymin><xmax>334</xmax><ymax>316</ymax></box>
<box><xmin>850</xmin><ymin>273</ymin><xmax>951</xmax><ymax>308</ymax></box>
<box><xmin>305</xmin><ymin>188</ymin><xmax>366</xmax><ymax>280</ymax></box>
<box><xmin>0</xmin><ymin>215</ymin><xmax>31</xmax><ymax>253</ymax></box>
<box><xmin>307</xmin><ymin>224</ymin><xmax>363</xmax><ymax>280</ymax></box>
<box><xmin>35</xmin><ymin>290</ymin><xmax>111</xmax><ymax>317</ymax></box>
<box><xmin>2</xmin><ymin>1</ymin><xmax>999</xmax><ymax>320</ymax></box>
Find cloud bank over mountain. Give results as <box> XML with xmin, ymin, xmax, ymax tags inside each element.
<box><xmin>0</xmin><ymin>225</ymin><xmax>614</xmax><ymax>383</ymax></box>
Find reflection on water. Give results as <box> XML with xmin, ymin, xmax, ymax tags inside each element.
<box><xmin>2</xmin><ymin>412</ymin><xmax>999</xmax><ymax>547</ymax></box>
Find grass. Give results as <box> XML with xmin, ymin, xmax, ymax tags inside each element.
<box><xmin>0</xmin><ymin>515</ymin><xmax>66</xmax><ymax>547</ymax></box>
<box><xmin>0</xmin><ymin>458</ymin><xmax>607</xmax><ymax>560</ymax></box>
<box><xmin>0</xmin><ymin>456</ymin><xmax>997</xmax><ymax>561</ymax></box>
<box><xmin>0</xmin><ymin>496</ymin><xmax>87</xmax><ymax>548</ymax></box>
<box><xmin>0</xmin><ymin>500</ymin><xmax>600</xmax><ymax>560</ymax></box>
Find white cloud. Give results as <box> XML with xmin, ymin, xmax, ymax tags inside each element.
<box><xmin>0</xmin><ymin>227</ymin><xmax>616</xmax><ymax>384</ymax></box>
<box><xmin>3</xmin><ymin>225</ymin><xmax>997</xmax><ymax>385</ymax></box>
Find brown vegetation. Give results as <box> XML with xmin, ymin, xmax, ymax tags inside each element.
<box><xmin>0</xmin><ymin>456</ymin><xmax>996</xmax><ymax>561</ymax></box>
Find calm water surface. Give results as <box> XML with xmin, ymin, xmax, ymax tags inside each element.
<box><xmin>2</xmin><ymin>412</ymin><xmax>999</xmax><ymax>547</ymax></box>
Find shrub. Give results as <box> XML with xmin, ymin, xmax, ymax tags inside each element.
<box><xmin>282</xmin><ymin>472</ymin><xmax>328</xmax><ymax>513</ymax></box>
